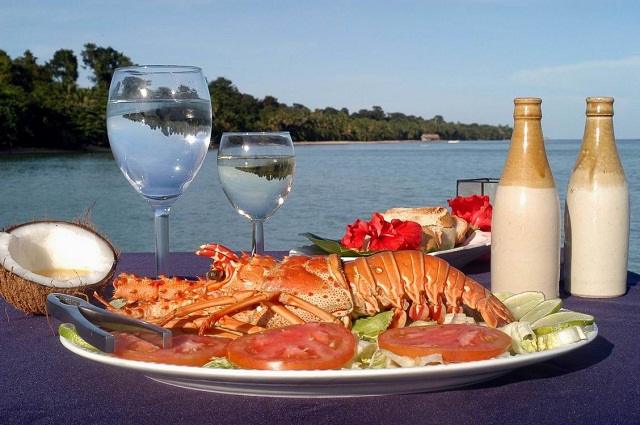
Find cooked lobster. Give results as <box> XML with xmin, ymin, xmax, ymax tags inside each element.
<box><xmin>96</xmin><ymin>244</ymin><xmax>514</xmax><ymax>337</ymax></box>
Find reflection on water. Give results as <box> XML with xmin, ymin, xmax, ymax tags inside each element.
<box><xmin>111</xmin><ymin>76</ymin><xmax>211</xmax><ymax>138</ymax></box>
<box><xmin>236</xmin><ymin>159</ymin><xmax>295</xmax><ymax>181</ymax></box>
<box><xmin>122</xmin><ymin>106</ymin><xmax>211</xmax><ymax>139</ymax></box>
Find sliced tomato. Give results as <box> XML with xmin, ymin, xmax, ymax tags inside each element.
<box><xmin>378</xmin><ymin>324</ymin><xmax>511</xmax><ymax>363</ymax></box>
<box><xmin>227</xmin><ymin>322</ymin><xmax>357</xmax><ymax>371</ymax></box>
<box><xmin>111</xmin><ymin>331</ymin><xmax>232</xmax><ymax>367</ymax></box>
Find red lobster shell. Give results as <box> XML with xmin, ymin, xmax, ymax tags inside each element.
<box><xmin>96</xmin><ymin>245</ymin><xmax>514</xmax><ymax>336</ymax></box>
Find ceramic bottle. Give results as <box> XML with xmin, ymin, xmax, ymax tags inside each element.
<box><xmin>564</xmin><ymin>97</ymin><xmax>629</xmax><ymax>297</ymax></box>
<box><xmin>491</xmin><ymin>98</ymin><xmax>561</xmax><ymax>299</ymax></box>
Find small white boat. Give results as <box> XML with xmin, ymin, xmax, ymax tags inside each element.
<box><xmin>448</xmin><ymin>140</ymin><xmax>460</xmax><ymax>144</ymax></box>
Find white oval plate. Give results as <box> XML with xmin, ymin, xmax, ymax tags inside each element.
<box><xmin>59</xmin><ymin>323</ymin><xmax>596</xmax><ymax>398</ymax></box>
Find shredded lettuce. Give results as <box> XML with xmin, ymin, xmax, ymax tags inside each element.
<box><xmin>346</xmin><ymin>340</ymin><xmax>445</xmax><ymax>369</ymax></box>
<box><xmin>443</xmin><ymin>312</ymin><xmax>476</xmax><ymax>324</ymax></box>
<box><xmin>346</xmin><ymin>340</ymin><xmax>387</xmax><ymax>369</ymax></box>
<box><xmin>499</xmin><ymin>321</ymin><xmax>538</xmax><ymax>354</ymax></box>
<box><xmin>536</xmin><ymin>326</ymin><xmax>586</xmax><ymax>351</ymax></box>
<box><xmin>381</xmin><ymin>349</ymin><xmax>444</xmax><ymax>367</ymax></box>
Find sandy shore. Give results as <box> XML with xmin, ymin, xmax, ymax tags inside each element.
<box><xmin>293</xmin><ymin>139</ymin><xmax>421</xmax><ymax>145</ymax></box>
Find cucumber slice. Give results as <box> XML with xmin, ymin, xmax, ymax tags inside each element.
<box><xmin>510</xmin><ymin>298</ymin><xmax>546</xmax><ymax>321</ymax></box>
<box><xmin>501</xmin><ymin>291</ymin><xmax>546</xmax><ymax>319</ymax></box>
<box><xmin>501</xmin><ymin>291</ymin><xmax>545</xmax><ymax>309</ymax></box>
<box><xmin>531</xmin><ymin>311</ymin><xmax>595</xmax><ymax>335</ymax></box>
<box><xmin>58</xmin><ymin>323</ymin><xmax>98</xmax><ymax>351</ymax></box>
<box><xmin>520</xmin><ymin>299</ymin><xmax>563</xmax><ymax>323</ymax></box>
<box><xmin>493</xmin><ymin>291</ymin><xmax>515</xmax><ymax>302</ymax></box>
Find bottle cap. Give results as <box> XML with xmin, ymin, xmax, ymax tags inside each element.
<box><xmin>586</xmin><ymin>97</ymin><xmax>614</xmax><ymax>116</ymax></box>
<box><xmin>514</xmin><ymin>98</ymin><xmax>542</xmax><ymax>119</ymax></box>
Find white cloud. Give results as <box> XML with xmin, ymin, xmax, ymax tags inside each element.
<box><xmin>513</xmin><ymin>56</ymin><xmax>640</xmax><ymax>92</ymax></box>
<box><xmin>510</xmin><ymin>57</ymin><xmax>640</xmax><ymax>138</ymax></box>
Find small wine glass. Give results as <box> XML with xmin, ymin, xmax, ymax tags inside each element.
<box><xmin>217</xmin><ymin>132</ymin><xmax>295</xmax><ymax>255</ymax></box>
<box><xmin>107</xmin><ymin>65</ymin><xmax>212</xmax><ymax>276</ymax></box>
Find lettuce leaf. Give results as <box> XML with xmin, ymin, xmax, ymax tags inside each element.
<box><xmin>351</xmin><ymin>311</ymin><xmax>394</xmax><ymax>341</ymax></box>
<box><xmin>499</xmin><ymin>321</ymin><xmax>538</xmax><ymax>354</ymax></box>
<box><xmin>203</xmin><ymin>357</ymin><xmax>240</xmax><ymax>369</ymax></box>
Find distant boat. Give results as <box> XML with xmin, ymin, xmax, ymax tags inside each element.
<box><xmin>448</xmin><ymin>140</ymin><xmax>460</xmax><ymax>144</ymax></box>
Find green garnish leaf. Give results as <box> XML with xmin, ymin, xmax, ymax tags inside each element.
<box><xmin>203</xmin><ymin>357</ymin><xmax>240</xmax><ymax>369</ymax></box>
<box><xmin>299</xmin><ymin>232</ymin><xmax>376</xmax><ymax>257</ymax></box>
<box><xmin>351</xmin><ymin>311</ymin><xmax>395</xmax><ymax>340</ymax></box>
<box><xmin>109</xmin><ymin>298</ymin><xmax>127</xmax><ymax>310</ymax></box>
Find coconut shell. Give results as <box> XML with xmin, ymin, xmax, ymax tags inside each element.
<box><xmin>0</xmin><ymin>220</ymin><xmax>118</xmax><ymax>315</ymax></box>
<box><xmin>0</xmin><ymin>266</ymin><xmax>114</xmax><ymax>315</ymax></box>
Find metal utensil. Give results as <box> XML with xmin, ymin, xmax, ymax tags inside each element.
<box><xmin>46</xmin><ymin>293</ymin><xmax>172</xmax><ymax>353</ymax></box>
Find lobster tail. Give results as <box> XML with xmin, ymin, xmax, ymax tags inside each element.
<box><xmin>342</xmin><ymin>251</ymin><xmax>514</xmax><ymax>328</ymax></box>
<box><xmin>441</xmin><ymin>265</ymin><xmax>514</xmax><ymax>327</ymax></box>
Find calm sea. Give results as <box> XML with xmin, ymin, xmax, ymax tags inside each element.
<box><xmin>1</xmin><ymin>140</ymin><xmax>638</xmax><ymax>273</ymax></box>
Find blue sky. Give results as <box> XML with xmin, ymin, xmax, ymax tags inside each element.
<box><xmin>2</xmin><ymin>0</ymin><xmax>640</xmax><ymax>139</ymax></box>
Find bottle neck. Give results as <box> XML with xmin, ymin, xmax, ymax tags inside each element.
<box><xmin>574</xmin><ymin>115</ymin><xmax>625</xmax><ymax>181</ymax></box>
<box><xmin>582</xmin><ymin>115</ymin><xmax>615</xmax><ymax>150</ymax></box>
<box><xmin>500</xmin><ymin>117</ymin><xmax>556</xmax><ymax>188</ymax></box>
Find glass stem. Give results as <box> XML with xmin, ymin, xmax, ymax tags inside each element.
<box><xmin>251</xmin><ymin>220</ymin><xmax>265</xmax><ymax>256</ymax></box>
<box><xmin>154</xmin><ymin>207</ymin><xmax>171</xmax><ymax>276</ymax></box>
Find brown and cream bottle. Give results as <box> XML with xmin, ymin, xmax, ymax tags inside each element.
<box><xmin>564</xmin><ymin>97</ymin><xmax>629</xmax><ymax>297</ymax></box>
<box><xmin>491</xmin><ymin>98</ymin><xmax>561</xmax><ymax>299</ymax></box>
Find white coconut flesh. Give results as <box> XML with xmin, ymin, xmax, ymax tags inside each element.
<box><xmin>0</xmin><ymin>222</ymin><xmax>116</xmax><ymax>288</ymax></box>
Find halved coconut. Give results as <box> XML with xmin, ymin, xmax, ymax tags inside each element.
<box><xmin>0</xmin><ymin>220</ymin><xmax>118</xmax><ymax>314</ymax></box>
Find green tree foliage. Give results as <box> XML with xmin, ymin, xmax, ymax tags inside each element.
<box><xmin>0</xmin><ymin>45</ymin><xmax>135</xmax><ymax>150</ymax></box>
<box><xmin>0</xmin><ymin>46</ymin><xmax>511</xmax><ymax>151</ymax></box>
<box><xmin>47</xmin><ymin>49</ymin><xmax>78</xmax><ymax>90</ymax></box>
<box><xmin>209</xmin><ymin>77</ymin><xmax>261</xmax><ymax>139</ymax></box>
<box><xmin>81</xmin><ymin>43</ymin><xmax>134</xmax><ymax>91</ymax></box>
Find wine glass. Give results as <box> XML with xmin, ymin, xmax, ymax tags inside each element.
<box><xmin>107</xmin><ymin>65</ymin><xmax>212</xmax><ymax>276</ymax></box>
<box><xmin>217</xmin><ymin>132</ymin><xmax>295</xmax><ymax>255</ymax></box>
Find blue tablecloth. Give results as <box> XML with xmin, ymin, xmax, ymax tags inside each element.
<box><xmin>2</xmin><ymin>252</ymin><xmax>639</xmax><ymax>424</ymax></box>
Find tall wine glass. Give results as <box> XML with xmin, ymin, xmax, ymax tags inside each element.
<box><xmin>217</xmin><ymin>132</ymin><xmax>295</xmax><ymax>255</ymax></box>
<box><xmin>107</xmin><ymin>65</ymin><xmax>212</xmax><ymax>276</ymax></box>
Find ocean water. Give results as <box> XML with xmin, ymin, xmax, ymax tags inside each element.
<box><xmin>1</xmin><ymin>140</ymin><xmax>638</xmax><ymax>273</ymax></box>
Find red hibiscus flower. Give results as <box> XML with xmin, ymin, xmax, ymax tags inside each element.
<box><xmin>447</xmin><ymin>195</ymin><xmax>492</xmax><ymax>232</ymax></box>
<box><xmin>341</xmin><ymin>212</ymin><xmax>423</xmax><ymax>251</ymax></box>
<box><xmin>340</xmin><ymin>218</ymin><xmax>370</xmax><ymax>249</ymax></box>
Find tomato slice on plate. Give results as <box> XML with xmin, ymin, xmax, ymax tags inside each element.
<box><xmin>227</xmin><ymin>322</ymin><xmax>357</xmax><ymax>370</ymax></box>
<box><xmin>112</xmin><ymin>332</ymin><xmax>231</xmax><ymax>367</ymax></box>
<box><xmin>378</xmin><ymin>324</ymin><xmax>511</xmax><ymax>363</ymax></box>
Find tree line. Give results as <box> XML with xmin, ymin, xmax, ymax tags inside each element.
<box><xmin>0</xmin><ymin>44</ymin><xmax>512</xmax><ymax>151</ymax></box>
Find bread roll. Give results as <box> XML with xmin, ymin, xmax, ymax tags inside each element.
<box><xmin>452</xmin><ymin>216</ymin><xmax>469</xmax><ymax>245</ymax></box>
<box><xmin>383</xmin><ymin>206</ymin><xmax>454</xmax><ymax>227</ymax></box>
<box><xmin>382</xmin><ymin>206</ymin><xmax>468</xmax><ymax>250</ymax></box>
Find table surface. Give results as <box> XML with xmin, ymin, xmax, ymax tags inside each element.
<box><xmin>2</xmin><ymin>251</ymin><xmax>639</xmax><ymax>425</ymax></box>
